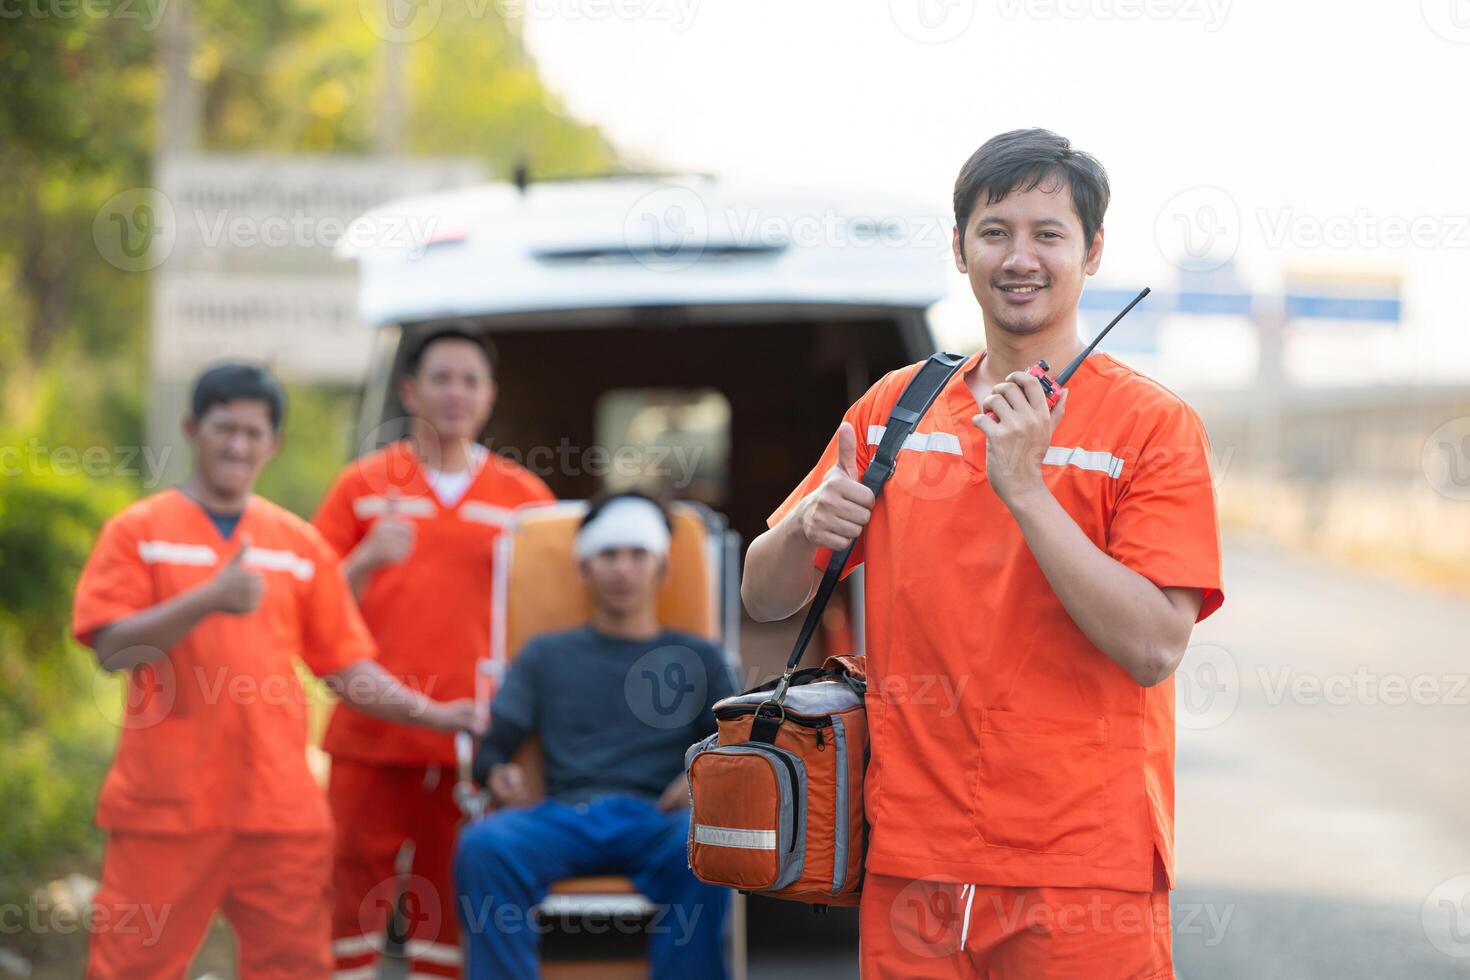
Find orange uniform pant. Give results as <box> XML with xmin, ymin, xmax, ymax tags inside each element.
<box><xmin>858</xmin><ymin>862</ymin><xmax>1173</xmax><ymax>979</ymax></box>
<box><xmin>328</xmin><ymin>759</ymin><xmax>464</xmax><ymax>978</ymax></box>
<box><xmin>87</xmin><ymin>829</ymin><xmax>333</xmax><ymax>980</ymax></box>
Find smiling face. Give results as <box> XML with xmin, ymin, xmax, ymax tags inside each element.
<box><xmin>185</xmin><ymin>399</ymin><xmax>280</xmax><ymax>500</ymax></box>
<box><xmin>952</xmin><ymin>179</ymin><xmax>1104</xmax><ymax>339</ymax></box>
<box><xmin>400</xmin><ymin>337</ymin><xmax>497</xmax><ymax>445</ymax></box>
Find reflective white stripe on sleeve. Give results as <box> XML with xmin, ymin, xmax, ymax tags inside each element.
<box><xmin>1043</xmin><ymin>446</ymin><xmax>1126</xmax><ymax>478</ymax></box>
<box><xmin>351</xmin><ymin>495</ymin><xmax>437</xmax><ymax>520</ymax></box>
<box><xmin>866</xmin><ymin>425</ymin><xmax>963</xmax><ymax>456</ymax></box>
<box><xmin>458</xmin><ymin>502</ymin><xmax>517</xmax><ymax>527</ymax></box>
<box><xmin>695</xmin><ymin>824</ymin><xmax>777</xmax><ymax>850</ymax></box>
<box><xmin>331</xmin><ymin>932</ymin><xmax>382</xmax><ymax>958</ymax></box>
<box><xmin>243</xmin><ymin>547</ymin><xmax>316</xmax><ymax>581</ymax></box>
<box><xmin>138</xmin><ymin>541</ymin><xmax>218</xmax><ymax>566</ymax></box>
<box><xmin>404</xmin><ymin>939</ymin><xmax>462</xmax><ymax>965</ymax></box>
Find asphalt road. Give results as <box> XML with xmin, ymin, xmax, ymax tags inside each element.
<box><xmin>1169</xmin><ymin>533</ymin><xmax>1470</xmax><ymax>979</ymax></box>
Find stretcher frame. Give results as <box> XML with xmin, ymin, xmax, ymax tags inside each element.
<box><xmin>466</xmin><ymin>498</ymin><xmax>747</xmax><ymax>979</ymax></box>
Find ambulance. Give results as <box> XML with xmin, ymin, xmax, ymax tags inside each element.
<box><xmin>337</xmin><ymin>173</ymin><xmax>951</xmax><ymax>684</ymax></box>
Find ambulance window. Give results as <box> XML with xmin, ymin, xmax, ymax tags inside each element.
<box><xmin>594</xmin><ymin>388</ymin><xmax>731</xmax><ymax>507</ymax></box>
<box><xmin>357</xmin><ymin>323</ymin><xmax>406</xmax><ymax>450</ymax></box>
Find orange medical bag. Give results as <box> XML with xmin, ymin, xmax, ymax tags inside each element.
<box><xmin>686</xmin><ymin>353</ymin><xmax>966</xmax><ymax>906</ymax></box>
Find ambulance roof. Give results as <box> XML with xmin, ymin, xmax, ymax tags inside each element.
<box><xmin>336</xmin><ymin>176</ymin><xmax>953</xmax><ymax>327</ymax></box>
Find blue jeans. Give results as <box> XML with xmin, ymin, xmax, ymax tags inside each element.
<box><xmin>454</xmin><ymin>795</ymin><xmax>731</xmax><ymax>980</ymax></box>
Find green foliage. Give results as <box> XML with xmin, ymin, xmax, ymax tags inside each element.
<box><xmin>0</xmin><ymin>434</ymin><xmax>134</xmax><ymax>902</ymax></box>
<box><xmin>0</xmin><ymin>468</ymin><xmax>127</xmax><ymax>672</ymax></box>
<box><xmin>0</xmin><ymin>8</ymin><xmax>156</xmax><ymax>366</ymax></box>
<box><xmin>0</xmin><ymin>0</ymin><xmax>622</xmax><ymax>912</ymax></box>
<box><xmin>405</xmin><ymin>3</ymin><xmax>618</xmax><ymax>175</ymax></box>
<box><xmin>0</xmin><ymin>683</ymin><xmax>115</xmax><ymax>903</ymax></box>
<box><xmin>0</xmin><ymin>7</ymin><xmax>155</xmax><ymax>174</ymax></box>
<box><xmin>192</xmin><ymin>0</ymin><xmax>378</xmax><ymax>152</ymax></box>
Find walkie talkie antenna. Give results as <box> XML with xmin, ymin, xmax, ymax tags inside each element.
<box><xmin>1054</xmin><ymin>287</ymin><xmax>1151</xmax><ymax>386</ymax></box>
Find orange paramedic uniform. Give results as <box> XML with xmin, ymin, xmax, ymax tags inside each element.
<box><xmin>72</xmin><ymin>488</ymin><xmax>376</xmax><ymax>979</ymax></box>
<box><xmin>770</xmin><ymin>351</ymin><xmax>1224</xmax><ymax>978</ymax></box>
<box><xmin>312</xmin><ymin>442</ymin><xmax>554</xmax><ymax>977</ymax></box>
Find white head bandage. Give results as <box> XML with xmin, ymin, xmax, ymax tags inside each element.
<box><xmin>574</xmin><ymin>497</ymin><xmax>671</xmax><ymax>560</ymax></box>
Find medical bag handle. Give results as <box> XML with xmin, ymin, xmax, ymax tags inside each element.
<box><xmin>768</xmin><ymin>351</ymin><xmax>968</xmax><ymax>707</ymax></box>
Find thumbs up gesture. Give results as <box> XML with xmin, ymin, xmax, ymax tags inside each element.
<box><xmin>361</xmin><ymin>492</ymin><xmax>415</xmax><ymax>570</ymax></box>
<box><xmin>798</xmin><ymin>421</ymin><xmax>876</xmax><ymax>552</ymax></box>
<box><xmin>208</xmin><ymin>535</ymin><xmax>265</xmax><ymax>615</ymax></box>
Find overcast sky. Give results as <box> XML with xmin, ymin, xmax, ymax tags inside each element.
<box><xmin>519</xmin><ymin>0</ymin><xmax>1470</xmax><ymax>383</ymax></box>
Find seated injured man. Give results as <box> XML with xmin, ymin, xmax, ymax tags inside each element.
<box><xmin>455</xmin><ymin>491</ymin><xmax>736</xmax><ymax>980</ymax></box>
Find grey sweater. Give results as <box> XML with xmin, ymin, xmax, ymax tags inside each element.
<box><xmin>472</xmin><ymin>625</ymin><xmax>738</xmax><ymax>804</ymax></box>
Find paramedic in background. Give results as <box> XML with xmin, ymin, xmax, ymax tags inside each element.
<box><xmin>72</xmin><ymin>363</ymin><xmax>481</xmax><ymax>979</ymax></box>
<box><xmin>313</xmin><ymin>328</ymin><xmax>555</xmax><ymax>979</ymax></box>
<box><xmin>456</xmin><ymin>491</ymin><xmax>735</xmax><ymax>980</ymax></box>
<box><xmin>743</xmin><ymin>129</ymin><xmax>1225</xmax><ymax>979</ymax></box>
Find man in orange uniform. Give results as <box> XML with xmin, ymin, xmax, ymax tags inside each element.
<box><xmin>73</xmin><ymin>363</ymin><xmax>481</xmax><ymax>980</ymax></box>
<box><xmin>313</xmin><ymin>328</ymin><xmax>555</xmax><ymax>978</ymax></box>
<box><xmin>743</xmin><ymin>129</ymin><xmax>1226</xmax><ymax>978</ymax></box>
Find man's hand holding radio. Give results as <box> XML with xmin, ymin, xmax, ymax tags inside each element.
<box><xmin>798</xmin><ymin>421</ymin><xmax>875</xmax><ymax>552</ymax></box>
<box><xmin>974</xmin><ymin>370</ymin><xmax>1069</xmax><ymax>511</ymax></box>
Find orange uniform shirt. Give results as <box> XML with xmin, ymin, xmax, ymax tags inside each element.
<box><xmin>312</xmin><ymin>442</ymin><xmax>555</xmax><ymax>765</ymax></box>
<box><xmin>770</xmin><ymin>351</ymin><xmax>1225</xmax><ymax>893</ymax></box>
<box><xmin>71</xmin><ymin>489</ymin><xmax>376</xmax><ymax>834</ymax></box>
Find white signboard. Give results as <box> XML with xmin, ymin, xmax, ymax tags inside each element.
<box><xmin>152</xmin><ymin>275</ymin><xmax>367</xmax><ymax>384</ymax></box>
<box><xmin>150</xmin><ymin>154</ymin><xmax>483</xmax><ymax>382</ymax></box>
<box><xmin>157</xmin><ymin>155</ymin><xmax>482</xmax><ymax>264</ymax></box>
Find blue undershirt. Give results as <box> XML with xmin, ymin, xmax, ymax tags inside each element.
<box><xmin>201</xmin><ymin>504</ymin><xmax>243</xmax><ymax>541</ymax></box>
<box><xmin>473</xmin><ymin>625</ymin><xmax>738</xmax><ymax>805</ymax></box>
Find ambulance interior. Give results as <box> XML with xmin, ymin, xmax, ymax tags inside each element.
<box><xmin>357</xmin><ymin>305</ymin><xmax>934</xmax><ymax>681</ymax></box>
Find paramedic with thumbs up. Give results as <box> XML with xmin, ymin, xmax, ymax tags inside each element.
<box><xmin>72</xmin><ymin>363</ymin><xmax>482</xmax><ymax>979</ymax></box>
<box><xmin>313</xmin><ymin>328</ymin><xmax>555</xmax><ymax>977</ymax></box>
<box><xmin>744</xmin><ymin>129</ymin><xmax>1225</xmax><ymax>978</ymax></box>
<box><xmin>346</xmin><ymin>488</ymin><xmax>415</xmax><ymax>589</ymax></box>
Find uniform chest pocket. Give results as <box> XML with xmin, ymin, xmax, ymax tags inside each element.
<box><xmin>971</xmin><ymin>709</ymin><xmax>1107</xmax><ymax>856</ymax></box>
<box><xmin>1038</xmin><ymin>471</ymin><xmax>1120</xmax><ymax>553</ymax></box>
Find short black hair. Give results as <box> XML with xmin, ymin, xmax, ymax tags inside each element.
<box><xmin>190</xmin><ymin>362</ymin><xmax>286</xmax><ymax>431</ymax></box>
<box><xmin>953</xmin><ymin>128</ymin><xmax>1110</xmax><ymax>253</ymax></box>
<box><xmin>580</xmin><ymin>489</ymin><xmax>674</xmax><ymax>533</ymax></box>
<box><xmin>405</xmin><ymin>326</ymin><xmax>498</xmax><ymax>378</ymax></box>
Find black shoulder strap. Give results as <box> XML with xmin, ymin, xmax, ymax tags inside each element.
<box><xmin>769</xmin><ymin>351</ymin><xmax>966</xmax><ymax>704</ymax></box>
